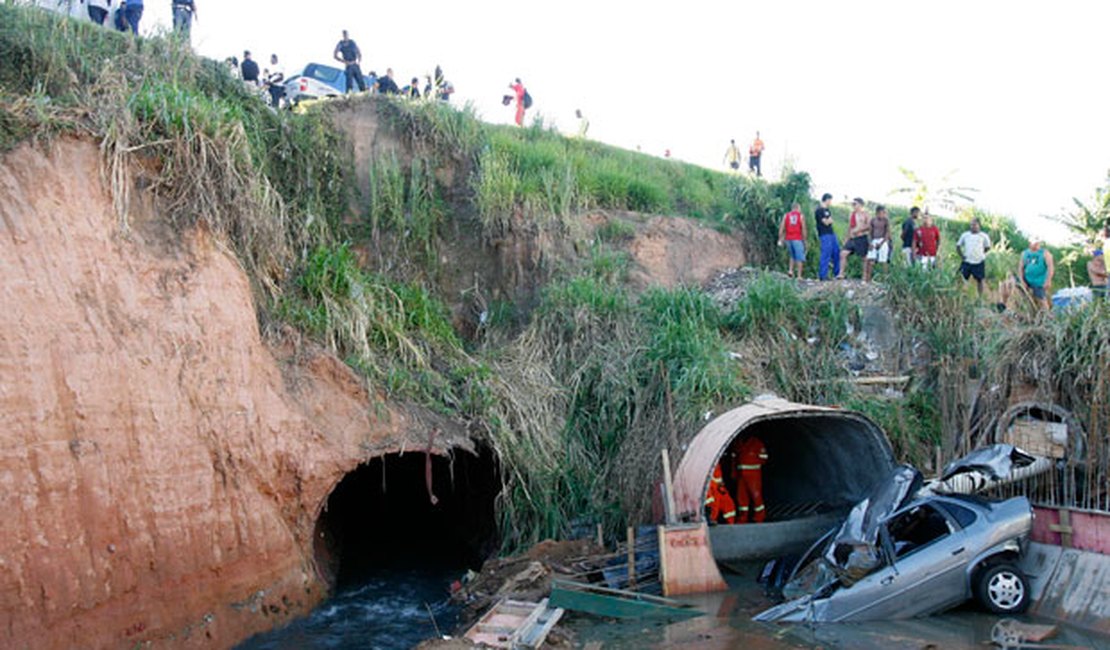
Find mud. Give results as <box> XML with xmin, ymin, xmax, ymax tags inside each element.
<box><xmin>0</xmin><ymin>138</ymin><xmax>469</xmax><ymax>649</ymax></box>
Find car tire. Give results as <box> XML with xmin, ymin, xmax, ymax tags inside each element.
<box><xmin>975</xmin><ymin>563</ymin><xmax>1030</xmax><ymax>614</ymax></box>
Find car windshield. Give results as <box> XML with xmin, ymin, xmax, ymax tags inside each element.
<box><xmin>302</xmin><ymin>64</ymin><xmax>341</xmax><ymax>83</ymax></box>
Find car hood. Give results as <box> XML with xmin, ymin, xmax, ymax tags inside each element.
<box><xmin>823</xmin><ymin>464</ymin><xmax>921</xmax><ymax>573</ymax></box>
<box><xmin>940</xmin><ymin>443</ymin><xmax>1036</xmax><ymax>481</ymax></box>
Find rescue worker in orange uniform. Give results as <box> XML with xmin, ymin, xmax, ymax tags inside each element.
<box><xmin>734</xmin><ymin>436</ymin><xmax>768</xmax><ymax>523</ymax></box>
<box><xmin>703</xmin><ymin>462</ymin><xmax>737</xmax><ymax>524</ymax></box>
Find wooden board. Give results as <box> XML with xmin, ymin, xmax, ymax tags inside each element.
<box><xmin>464</xmin><ymin>598</ymin><xmax>563</xmax><ymax>649</ymax></box>
<box><xmin>1004</xmin><ymin>419</ymin><xmax>1067</xmax><ymax>458</ymax></box>
<box><xmin>658</xmin><ymin>523</ymin><xmax>728</xmax><ymax>596</ymax></box>
<box><xmin>549</xmin><ymin>580</ymin><xmax>701</xmax><ymax>620</ymax></box>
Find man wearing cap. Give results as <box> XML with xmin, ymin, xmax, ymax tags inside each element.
<box><xmin>1019</xmin><ymin>239</ymin><xmax>1054</xmax><ymax>310</ymax></box>
<box><xmin>814</xmin><ymin>193</ymin><xmax>840</xmax><ymax>280</ymax></box>
<box><xmin>1088</xmin><ymin>249</ymin><xmax>1107</xmax><ymax>302</ymax></box>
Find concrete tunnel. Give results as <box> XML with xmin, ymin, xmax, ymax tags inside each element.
<box><xmin>672</xmin><ymin>397</ymin><xmax>897</xmax><ymax>562</ymax></box>
<box><xmin>312</xmin><ymin>445</ymin><xmax>501</xmax><ymax>589</ymax></box>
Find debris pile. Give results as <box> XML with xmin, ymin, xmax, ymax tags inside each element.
<box><xmin>450</xmin><ymin>539</ymin><xmax>601</xmax><ymax>629</ymax></box>
<box><xmin>703</xmin><ymin>267</ymin><xmax>888</xmax><ymax>311</ymax></box>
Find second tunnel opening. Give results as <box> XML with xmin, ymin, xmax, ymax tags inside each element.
<box><xmin>314</xmin><ymin>444</ymin><xmax>500</xmax><ymax>590</ymax></box>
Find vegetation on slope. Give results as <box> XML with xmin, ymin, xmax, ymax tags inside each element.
<box><xmin>7</xmin><ymin>4</ymin><xmax>1102</xmax><ymax>552</ymax></box>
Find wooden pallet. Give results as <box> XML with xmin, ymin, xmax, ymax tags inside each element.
<box><xmin>464</xmin><ymin>597</ymin><xmax>564</xmax><ymax>649</ymax></box>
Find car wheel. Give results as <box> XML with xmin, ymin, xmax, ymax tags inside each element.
<box><xmin>975</xmin><ymin>563</ymin><xmax>1029</xmax><ymax>614</ymax></box>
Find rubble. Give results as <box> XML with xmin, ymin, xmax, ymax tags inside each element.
<box><xmin>450</xmin><ymin>539</ymin><xmax>601</xmax><ymax>630</ymax></box>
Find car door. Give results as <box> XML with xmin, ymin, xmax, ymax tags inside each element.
<box><xmin>877</xmin><ymin>503</ymin><xmax>970</xmax><ymax>618</ymax></box>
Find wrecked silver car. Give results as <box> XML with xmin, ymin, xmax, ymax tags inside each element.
<box><xmin>756</xmin><ymin>465</ymin><xmax>1033</xmax><ymax>623</ymax></box>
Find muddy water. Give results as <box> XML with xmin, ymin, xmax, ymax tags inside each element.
<box><xmin>566</xmin><ymin>572</ymin><xmax>1106</xmax><ymax>650</ymax></box>
<box><xmin>234</xmin><ymin>565</ymin><xmax>458</xmax><ymax>650</ymax></box>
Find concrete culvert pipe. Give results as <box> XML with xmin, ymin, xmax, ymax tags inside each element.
<box><xmin>672</xmin><ymin>396</ymin><xmax>896</xmax><ymax>564</ymax></box>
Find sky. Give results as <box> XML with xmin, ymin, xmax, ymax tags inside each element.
<box><xmin>48</xmin><ymin>0</ymin><xmax>1110</xmax><ymax>243</ymax></box>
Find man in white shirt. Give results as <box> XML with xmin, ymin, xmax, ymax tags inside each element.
<box><xmin>87</xmin><ymin>0</ymin><xmax>110</xmax><ymax>25</ymax></box>
<box><xmin>956</xmin><ymin>218</ymin><xmax>992</xmax><ymax>296</ymax></box>
<box><xmin>265</xmin><ymin>54</ymin><xmax>285</xmax><ymax>108</ymax></box>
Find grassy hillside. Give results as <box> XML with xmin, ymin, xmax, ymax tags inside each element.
<box><xmin>6</xmin><ymin>3</ymin><xmax>1104</xmax><ymax>549</ymax></box>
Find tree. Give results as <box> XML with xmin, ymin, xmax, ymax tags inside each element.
<box><xmin>1052</xmin><ymin>173</ymin><xmax>1110</xmax><ymax>245</ymax></box>
<box><xmin>890</xmin><ymin>167</ymin><xmax>979</xmax><ymax>215</ymax></box>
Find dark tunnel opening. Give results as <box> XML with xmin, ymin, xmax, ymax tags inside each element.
<box><xmin>313</xmin><ymin>444</ymin><xmax>501</xmax><ymax>590</ymax></box>
<box><xmin>725</xmin><ymin>414</ymin><xmax>894</xmax><ymax>521</ymax></box>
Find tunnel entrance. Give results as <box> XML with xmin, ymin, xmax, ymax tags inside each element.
<box><xmin>313</xmin><ymin>444</ymin><xmax>500</xmax><ymax>589</ymax></box>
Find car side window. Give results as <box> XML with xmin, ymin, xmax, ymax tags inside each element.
<box><xmin>886</xmin><ymin>504</ymin><xmax>953</xmax><ymax>560</ymax></box>
<box><xmin>935</xmin><ymin>501</ymin><xmax>977</xmax><ymax>529</ymax></box>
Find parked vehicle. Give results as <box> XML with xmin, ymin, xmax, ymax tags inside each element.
<box><xmin>283</xmin><ymin>63</ymin><xmax>373</xmax><ymax>104</ymax></box>
<box><xmin>755</xmin><ymin>493</ymin><xmax>1034</xmax><ymax>623</ymax></box>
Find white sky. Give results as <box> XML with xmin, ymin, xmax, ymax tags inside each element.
<box><xmin>52</xmin><ymin>0</ymin><xmax>1110</xmax><ymax>243</ymax></box>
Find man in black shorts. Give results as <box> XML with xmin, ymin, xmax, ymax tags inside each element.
<box><xmin>333</xmin><ymin>30</ymin><xmax>367</xmax><ymax>93</ymax></box>
<box><xmin>956</xmin><ymin>218</ymin><xmax>992</xmax><ymax>295</ymax></box>
<box><xmin>837</xmin><ymin>198</ymin><xmax>870</xmax><ymax>279</ymax></box>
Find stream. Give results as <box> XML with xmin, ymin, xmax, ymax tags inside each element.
<box><xmin>234</xmin><ymin>565</ymin><xmax>458</xmax><ymax>650</ymax></box>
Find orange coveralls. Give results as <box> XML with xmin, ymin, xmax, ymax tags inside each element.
<box><xmin>703</xmin><ymin>463</ymin><xmax>737</xmax><ymax>524</ymax></box>
<box><xmin>734</xmin><ymin>436</ymin><xmax>768</xmax><ymax>523</ymax></box>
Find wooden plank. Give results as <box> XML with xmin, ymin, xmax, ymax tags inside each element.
<box><xmin>628</xmin><ymin>530</ymin><xmax>641</xmax><ymax>583</ymax></box>
<box><xmin>1050</xmin><ymin>509</ymin><xmax>1074</xmax><ymax>548</ymax></box>
<box><xmin>658</xmin><ymin>523</ymin><xmax>728</xmax><ymax>596</ymax></box>
<box><xmin>661</xmin><ymin>449</ymin><xmax>676</xmax><ymax>524</ymax></box>
<box><xmin>549</xmin><ymin>580</ymin><xmax>701</xmax><ymax>620</ymax></box>
<box><xmin>513</xmin><ymin>599</ymin><xmax>564</xmax><ymax>650</ymax></box>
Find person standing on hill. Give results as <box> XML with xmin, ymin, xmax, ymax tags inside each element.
<box><xmin>724</xmin><ymin>139</ymin><xmax>742</xmax><ymax>173</ymax></box>
<box><xmin>171</xmin><ymin>0</ymin><xmax>196</xmax><ymax>41</ymax></box>
<box><xmin>1019</xmin><ymin>239</ymin><xmax>1054</xmax><ymax>310</ymax></box>
<box><xmin>265</xmin><ymin>54</ymin><xmax>285</xmax><ymax>108</ymax></box>
<box><xmin>914</xmin><ymin>212</ymin><xmax>941</xmax><ymax>269</ymax></box>
<box><xmin>749</xmin><ymin>131</ymin><xmax>765</xmax><ymax>177</ymax></box>
<box><xmin>901</xmin><ymin>207</ymin><xmax>919</xmax><ymax>265</ymax></box>
<box><xmin>240</xmin><ymin>51</ymin><xmax>260</xmax><ymax>86</ymax></box>
<box><xmin>377</xmin><ymin>68</ymin><xmax>399</xmax><ymax>95</ymax></box>
<box><xmin>509</xmin><ymin>78</ymin><xmax>528</xmax><ymax>126</ymax></box>
<box><xmin>815</xmin><ymin>193</ymin><xmax>840</xmax><ymax>281</ymax></box>
<box><xmin>334</xmin><ymin>30</ymin><xmax>367</xmax><ymax>94</ymax></box>
<box><xmin>956</xmin><ymin>218</ymin><xmax>991</xmax><ymax>296</ymax></box>
<box><xmin>576</xmin><ymin>109</ymin><xmax>590</xmax><ymax>138</ymax></box>
<box><xmin>837</xmin><ymin>198</ymin><xmax>871</xmax><ymax>279</ymax></box>
<box><xmin>122</xmin><ymin>0</ymin><xmax>143</xmax><ymax>34</ymax></box>
<box><xmin>779</xmin><ymin>202</ymin><xmax>808</xmax><ymax>280</ymax></box>
<box><xmin>1088</xmin><ymin>249</ymin><xmax>1107</xmax><ymax>301</ymax></box>
<box><xmin>864</xmin><ymin>205</ymin><xmax>891</xmax><ymax>282</ymax></box>
<box><xmin>87</xmin><ymin>0</ymin><xmax>110</xmax><ymax>25</ymax></box>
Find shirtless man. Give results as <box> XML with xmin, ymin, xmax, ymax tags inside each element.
<box><xmin>837</xmin><ymin>198</ymin><xmax>870</xmax><ymax>279</ymax></box>
<box><xmin>864</xmin><ymin>206</ymin><xmax>891</xmax><ymax>282</ymax></box>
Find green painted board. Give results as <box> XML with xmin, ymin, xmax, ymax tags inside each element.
<box><xmin>548</xmin><ymin>580</ymin><xmax>703</xmax><ymax>621</ymax></box>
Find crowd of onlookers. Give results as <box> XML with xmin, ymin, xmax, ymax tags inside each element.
<box><xmin>73</xmin><ymin>0</ymin><xmax>196</xmax><ymax>39</ymax></box>
<box><xmin>224</xmin><ymin>29</ymin><xmax>458</xmax><ymax>110</ymax></box>
<box><xmin>778</xmin><ymin>194</ymin><xmax>1109</xmax><ymax>310</ymax></box>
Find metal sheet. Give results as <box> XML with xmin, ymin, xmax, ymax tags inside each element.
<box><xmin>671</xmin><ymin>396</ymin><xmax>895</xmax><ymax>522</ymax></box>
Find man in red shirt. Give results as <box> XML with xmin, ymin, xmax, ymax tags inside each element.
<box><xmin>913</xmin><ymin>212</ymin><xmax>941</xmax><ymax>269</ymax></box>
<box><xmin>509</xmin><ymin>78</ymin><xmax>527</xmax><ymax>126</ymax></box>
<box><xmin>778</xmin><ymin>202</ymin><xmax>807</xmax><ymax>279</ymax></box>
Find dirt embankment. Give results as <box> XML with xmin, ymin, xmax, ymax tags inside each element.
<box><xmin>326</xmin><ymin>100</ymin><xmax>750</xmax><ymax>332</ymax></box>
<box><xmin>0</xmin><ymin>138</ymin><xmax>467</xmax><ymax>649</ymax></box>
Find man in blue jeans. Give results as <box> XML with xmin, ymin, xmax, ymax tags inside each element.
<box><xmin>172</xmin><ymin>0</ymin><xmax>197</xmax><ymax>41</ymax></box>
<box><xmin>333</xmin><ymin>30</ymin><xmax>367</xmax><ymax>93</ymax></box>
<box><xmin>814</xmin><ymin>193</ymin><xmax>840</xmax><ymax>280</ymax></box>
<box><xmin>123</xmin><ymin>0</ymin><xmax>143</xmax><ymax>34</ymax></box>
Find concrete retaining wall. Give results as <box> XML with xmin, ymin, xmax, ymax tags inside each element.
<box><xmin>1021</xmin><ymin>541</ymin><xmax>1110</xmax><ymax>635</ymax></box>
